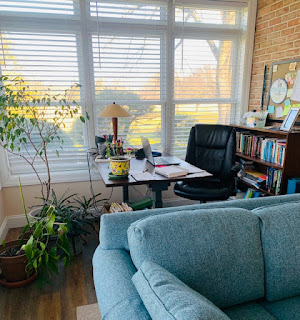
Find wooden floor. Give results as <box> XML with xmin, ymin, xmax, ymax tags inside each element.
<box><xmin>0</xmin><ymin>227</ymin><xmax>99</xmax><ymax>320</ymax></box>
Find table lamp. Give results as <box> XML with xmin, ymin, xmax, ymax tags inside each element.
<box><xmin>99</xmin><ymin>102</ymin><xmax>131</xmax><ymax>140</ymax></box>
<box><xmin>291</xmin><ymin>70</ymin><xmax>300</xmax><ymax>102</ymax></box>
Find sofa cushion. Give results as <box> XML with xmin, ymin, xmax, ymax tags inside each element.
<box><xmin>132</xmin><ymin>261</ymin><xmax>230</xmax><ymax>320</ymax></box>
<box><xmin>223</xmin><ymin>302</ymin><xmax>277</xmax><ymax>320</ymax></box>
<box><xmin>253</xmin><ymin>201</ymin><xmax>300</xmax><ymax>302</ymax></box>
<box><xmin>260</xmin><ymin>296</ymin><xmax>300</xmax><ymax>320</ymax></box>
<box><xmin>93</xmin><ymin>247</ymin><xmax>151</xmax><ymax>320</ymax></box>
<box><xmin>100</xmin><ymin>194</ymin><xmax>300</xmax><ymax>251</ymax></box>
<box><xmin>128</xmin><ymin>208</ymin><xmax>264</xmax><ymax>308</ymax></box>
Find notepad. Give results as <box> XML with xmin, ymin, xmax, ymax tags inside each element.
<box><xmin>155</xmin><ymin>165</ymin><xmax>188</xmax><ymax>178</ymax></box>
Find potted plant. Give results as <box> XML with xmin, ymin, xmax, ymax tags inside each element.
<box><xmin>0</xmin><ymin>75</ymin><xmax>88</xmax><ymax>202</ymax></box>
<box><xmin>106</xmin><ymin>140</ymin><xmax>131</xmax><ymax>177</ymax></box>
<box><xmin>32</xmin><ymin>189</ymin><xmax>105</xmax><ymax>255</ymax></box>
<box><xmin>0</xmin><ymin>181</ymin><xmax>70</xmax><ymax>288</ymax></box>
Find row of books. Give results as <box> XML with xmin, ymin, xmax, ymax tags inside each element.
<box><xmin>236</xmin><ymin>132</ymin><xmax>286</xmax><ymax>166</ymax></box>
<box><xmin>266</xmin><ymin>167</ymin><xmax>283</xmax><ymax>195</ymax></box>
<box><xmin>238</xmin><ymin>169</ymin><xmax>267</xmax><ymax>190</ymax></box>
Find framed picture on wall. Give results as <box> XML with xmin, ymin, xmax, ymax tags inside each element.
<box><xmin>280</xmin><ymin>108</ymin><xmax>300</xmax><ymax>131</ymax></box>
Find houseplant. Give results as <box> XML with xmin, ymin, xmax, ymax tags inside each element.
<box><xmin>0</xmin><ymin>181</ymin><xmax>70</xmax><ymax>288</ymax></box>
<box><xmin>33</xmin><ymin>189</ymin><xmax>105</xmax><ymax>255</ymax></box>
<box><xmin>106</xmin><ymin>140</ymin><xmax>131</xmax><ymax>177</ymax></box>
<box><xmin>0</xmin><ymin>75</ymin><xmax>88</xmax><ymax>201</ymax></box>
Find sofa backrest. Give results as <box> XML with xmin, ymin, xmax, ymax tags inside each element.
<box><xmin>253</xmin><ymin>201</ymin><xmax>300</xmax><ymax>302</ymax></box>
<box><xmin>127</xmin><ymin>207</ymin><xmax>265</xmax><ymax>309</ymax></box>
<box><xmin>100</xmin><ymin>194</ymin><xmax>300</xmax><ymax>251</ymax></box>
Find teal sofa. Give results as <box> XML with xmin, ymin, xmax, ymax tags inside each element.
<box><xmin>93</xmin><ymin>194</ymin><xmax>300</xmax><ymax>319</ymax></box>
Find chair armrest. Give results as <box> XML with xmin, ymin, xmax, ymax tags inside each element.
<box><xmin>92</xmin><ymin>246</ymin><xmax>151</xmax><ymax>320</ymax></box>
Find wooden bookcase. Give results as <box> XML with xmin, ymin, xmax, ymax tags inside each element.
<box><xmin>232</xmin><ymin>125</ymin><xmax>300</xmax><ymax>195</ymax></box>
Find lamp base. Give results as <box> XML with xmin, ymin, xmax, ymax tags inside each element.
<box><xmin>112</xmin><ymin>117</ymin><xmax>118</xmax><ymax>141</ymax></box>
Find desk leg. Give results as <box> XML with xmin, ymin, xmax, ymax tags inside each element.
<box><xmin>123</xmin><ymin>186</ymin><xmax>129</xmax><ymax>203</ymax></box>
<box><xmin>150</xmin><ymin>183</ymin><xmax>169</xmax><ymax>208</ymax></box>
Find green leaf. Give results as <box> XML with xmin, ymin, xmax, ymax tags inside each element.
<box><xmin>56</xmin><ymin>150</ymin><xmax>59</xmax><ymax>157</ymax></box>
<box><xmin>46</xmin><ymin>214</ymin><xmax>56</xmax><ymax>236</ymax></box>
<box><xmin>80</xmin><ymin>116</ymin><xmax>85</xmax><ymax>123</ymax></box>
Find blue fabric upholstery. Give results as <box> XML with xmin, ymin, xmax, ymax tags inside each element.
<box><xmin>261</xmin><ymin>296</ymin><xmax>300</xmax><ymax>320</ymax></box>
<box><xmin>127</xmin><ymin>208</ymin><xmax>264</xmax><ymax>308</ymax></box>
<box><xmin>132</xmin><ymin>261</ymin><xmax>230</xmax><ymax>320</ymax></box>
<box><xmin>100</xmin><ymin>194</ymin><xmax>300</xmax><ymax>251</ymax></box>
<box><xmin>92</xmin><ymin>246</ymin><xmax>150</xmax><ymax>320</ymax></box>
<box><xmin>223</xmin><ymin>302</ymin><xmax>277</xmax><ymax>320</ymax></box>
<box><xmin>253</xmin><ymin>201</ymin><xmax>300</xmax><ymax>302</ymax></box>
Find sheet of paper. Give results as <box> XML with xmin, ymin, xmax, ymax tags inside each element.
<box><xmin>285</xmin><ymin>99</ymin><xmax>291</xmax><ymax>106</ymax></box>
<box><xmin>293</xmin><ymin>104</ymin><xmax>300</xmax><ymax>108</ymax></box>
<box><xmin>289</xmin><ymin>62</ymin><xmax>297</xmax><ymax>71</ymax></box>
<box><xmin>131</xmin><ymin>172</ymin><xmax>155</xmax><ymax>181</ymax></box>
<box><xmin>268</xmin><ymin>105</ymin><xmax>275</xmax><ymax>114</ymax></box>
<box><xmin>276</xmin><ymin>107</ymin><xmax>283</xmax><ymax>118</ymax></box>
<box><xmin>273</xmin><ymin>65</ymin><xmax>278</xmax><ymax>72</ymax></box>
<box><xmin>287</xmin><ymin>88</ymin><xmax>293</xmax><ymax>97</ymax></box>
<box><xmin>291</xmin><ymin>70</ymin><xmax>300</xmax><ymax>101</ymax></box>
<box><xmin>283</xmin><ymin>106</ymin><xmax>291</xmax><ymax>116</ymax></box>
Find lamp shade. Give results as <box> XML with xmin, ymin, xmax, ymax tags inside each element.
<box><xmin>99</xmin><ymin>102</ymin><xmax>131</xmax><ymax>118</ymax></box>
<box><xmin>291</xmin><ymin>70</ymin><xmax>300</xmax><ymax>102</ymax></box>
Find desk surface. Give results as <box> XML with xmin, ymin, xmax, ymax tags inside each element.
<box><xmin>95</xmin><ymin>158</ymin><xmax>212</xmax><ymax>187</ymax></box>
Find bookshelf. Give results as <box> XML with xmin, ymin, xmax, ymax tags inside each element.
<box><xmin>232</xmin><ymin>125</ymin><xmax>300</xmax><ymax>195</ymax></box>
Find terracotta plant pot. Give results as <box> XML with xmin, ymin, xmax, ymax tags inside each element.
<box><xmin>0</xmin><ymin>240</ymin><xmax>30</xmax><ymax>283</ymax></box>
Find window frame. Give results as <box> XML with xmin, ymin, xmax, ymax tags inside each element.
<box><xmin>0</xmin><ymin>0</ymin><xmax>257</xmax><ymax>187</ymax></box>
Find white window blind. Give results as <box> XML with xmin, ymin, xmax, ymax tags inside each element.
<box><xmin>0</xmin><ymin>0</ymin><xmax>254</xmax><ymax>184</ymax></box>
<box><xmin>171</xmin><ymin>1</ymin><xmax>248</xmax><ymax>155</ymax></box>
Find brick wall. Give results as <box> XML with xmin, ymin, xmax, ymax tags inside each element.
<box><xmin>248</xmin><ymin>0</ymin><xmax>300</xmax><ymax>110</ymax></box>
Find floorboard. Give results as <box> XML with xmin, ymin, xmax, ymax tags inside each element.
<box><xmin>0</xmin><ymin>225</ymin><xmax>99</xmax><ymax>320</ymax></box>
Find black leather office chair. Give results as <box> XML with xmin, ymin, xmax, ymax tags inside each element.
<box><xmin>174</xmin><ymin>124</ymin><xmax>239</xmax><ymax>202</ymax></box>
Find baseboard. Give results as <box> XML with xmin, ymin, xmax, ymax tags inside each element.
<box><xmin>0</xmin><ymin>198</ymin><xmax>196</xmax><ymax>241</ymax></box>
<box><xmin>0</xmin><ymin>215</ymin><xmax>27</xmax><ymax>241</ymax></box>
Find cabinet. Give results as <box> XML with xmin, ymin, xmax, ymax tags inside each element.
<box><xmin>232</xmin><ymin>125</ymin><xmax>300</xmax><ymax>195</ymax></box>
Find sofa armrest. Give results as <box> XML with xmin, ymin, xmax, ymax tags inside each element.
<box><xmin>92</xmin><ymin>246</ymin><xmax>151</xmax><ymax>320</ymax></box>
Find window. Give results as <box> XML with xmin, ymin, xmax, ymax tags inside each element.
<box><xmin>0</xmin><ymin>0</ymin><xmax>256</xmax><ymax>185</ymax></box>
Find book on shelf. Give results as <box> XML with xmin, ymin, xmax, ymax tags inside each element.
<box><xmin>155</xmin><ymin>165</ymin><xmax>188</xmax><ymax>178</ymax></box>
<box><xmin>238</xmin><ymin>169</ymin><xmax>266</xmax><ymax>189</ymax></box>
<box><xmin>266</xmin><ymin>167</ymin><xmax>283</xmax><ymax>195</ymax></box>
<box><xmin>236</xmin><ymin>132</ymin><xmax>286</xmax><ymax>166</ymax></box>
<box><xmin>243</xmin><ymin>188</ymin><xmax>264</xmax><ymax>199</ymax></box>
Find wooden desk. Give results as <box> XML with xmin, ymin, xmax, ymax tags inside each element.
<box><xmin>95</xmin><ymin>158</ymin><xmax>212</xmax><ymax>208</ymax></box>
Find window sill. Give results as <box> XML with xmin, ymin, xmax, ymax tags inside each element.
<box><xmin>2</xmin><ymin>169</ymin><xmax>101</xmax><ymax>188</ymax></box>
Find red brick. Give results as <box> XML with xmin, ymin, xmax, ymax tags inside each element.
<box><xmin>294</xmin><ymin>39</ymin><xmax>300</xmax><ymax>48</ymax></box>
<box><xmin>283</xmin><ymin>0</ymin><xmax>296</xmax><ymax>6</ymax></box>
<box><xmin>281</xmin><ymin>27</ymin><xmax>295</xmax><ymax>36</ymax></box>
<box><xmin>290</xmin><ymin>2</ymin><xmax>300</xmax><ymax>12</ymax></box>
<box><xmin>269</xmin><ymin>17</ymin><xmax>282</xmax><ymax>26</ymax></box>
<box><xmin>272</xmin><ymin>51</ymin><xmax>285</xmax><ymax>59</ymax></box>
<box><xmin>261</xmin><ymin>26</ymin><xmax>274</xmax><ymax>35</ymax></box>
<box><xmin>285</xmin><ymin>48</ymin><xmax>300</xmax><ymax>57</ymax></box>
<box><xmin>287</xmin><ymin>33</ymin><xmax>300</xmax><ymax>42</ymax></box>
<box><xmin>263</xmin><ymin>12</ymin><xmax>276</xmax><ymax>21</ymax></box>
<box><xmin>257</xmin><ymin>21</ymin><xmax>269</xmax><ymax>30</ymax></box>
<box><xmin>279</xmin><ymin>42</ymin><xmax>294</xmax><ymax>51</ymax></box>
<box><xmin>274</xmin><ymin>22</ymin><xmax>287</xmax><ymax>31</ymax></box>
<box><xmin>271</xmin><ymin>2</ymin><xmax>283</xmax><ymax>11</ymax></box>
<box><xmin>275</xmin><ymin>6</ymin><xmax>290</xmax><ymax>17</ymax></box>
<box><xmin>268</xmin><ymin>31</ymin><xmax>280</xmax><ymax>39</ymax></box>
<box><xmin>272</xmin><ymin>36</ymin><xmax>286</xmax><ymax>45</ymax></box>
<box><xmin>257</xmin><ymin>6</ymin><xmax>271</xmax><ymax>17</ymax></box>
<box><xmin>288</xmin><ymin>18</ymin><xmax>300</xmax><ymax>27</ymax></box>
